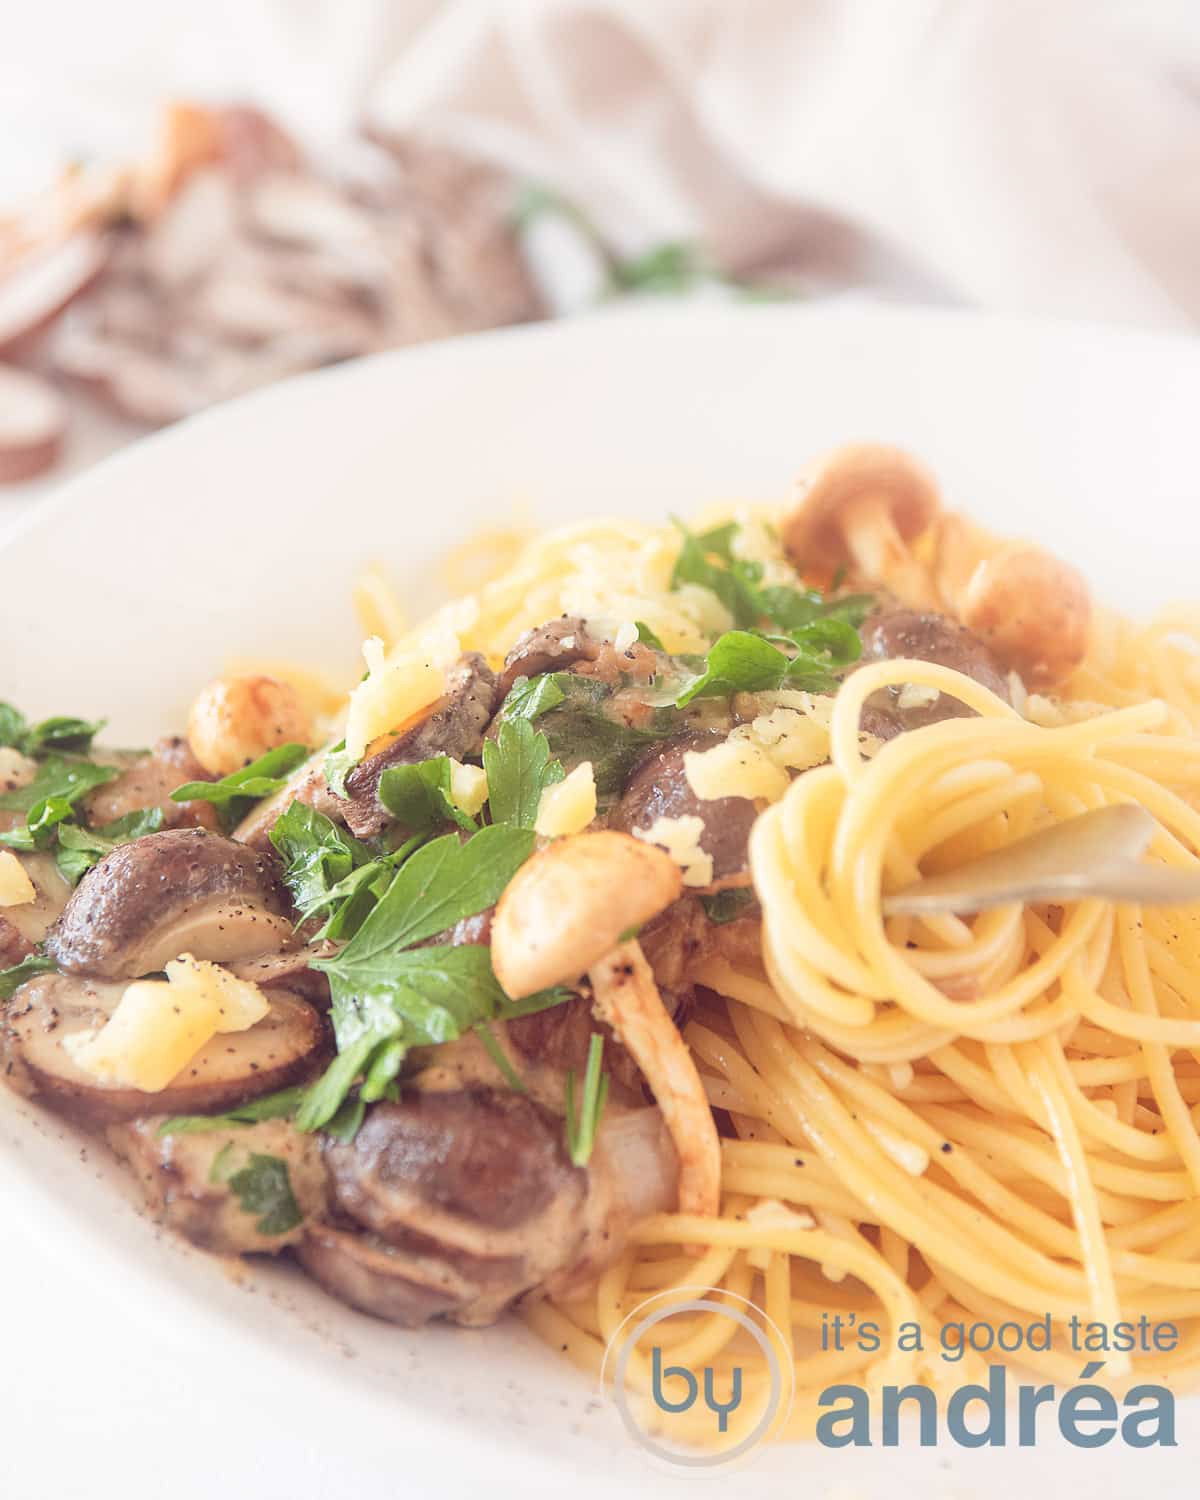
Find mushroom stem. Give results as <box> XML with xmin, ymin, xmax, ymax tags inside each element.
<box><xmin>588</xmin><ymin>938</ymin><xmax>719</xmax><ymax>1229</ymax></box>
<box><xmin>840</xmin><ymin>490</ymin><xmax>937</xmax><ymax>608</ymax></box>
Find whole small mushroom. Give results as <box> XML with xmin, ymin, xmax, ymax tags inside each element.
<box><xmin>781</xmin><ymin>443</ymin><xmax>942</xmax><ymax>606</ymax></box>
<box><xmin>955</xmin><ymin>542</ymin><xmax>1091</xmax><ymax>691</ymax></box>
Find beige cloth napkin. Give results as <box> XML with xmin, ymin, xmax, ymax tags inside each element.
<box><xmin>369</xmin><ymin>0</ymin><xmax>1200</xmax><ymax>329</ymax></box>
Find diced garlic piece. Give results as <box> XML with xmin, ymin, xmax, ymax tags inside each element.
<box><xmin>633</xmin><ymin>813</ymin><xmax>714</xmax><ymax>888</ymax></box>
<box><xmin>343</xmin><ymin>633</ymin><xmax>449</xmax><ymax>761</ymax></box>
<box><xmin>64</xmin><ymin>955</ymin><xmax>269</xmax><ymax>1092</ymax></box>
<box><xmin>449</xmin><ymin>760</ymin><xmax>489</xmax><ymax>817</ymax></box>
<box><xmin>0</xmin><ymin>851</ymin><xmax>36</xmax><ymax>907</ymax></box>
<box><xmin>684</xmin><ymin>739</ymin><xmax>789</xmax><ymax>805</ymax></box>
<box><xmin>613</xmin><ymin>621</ymin><xmax>638</xmax><ymax>653</ymax></box>
<box><xmin>535</xmin><ymin>762</ymin><xmax>597</xmax><ymax>837</ymax></box>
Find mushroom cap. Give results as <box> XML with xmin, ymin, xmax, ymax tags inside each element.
<box><xmin>959</xmin><ymin>543</ymin><xmax>1091</xmax><ymax>691</ymax></box>
<box><xmin>491</xmin><ymin>830</ymin><xmax>683</xmax><ymax>1000</ymax></box>
<box><xmin>782</xmin><ymin>443</ymin><xmax>942</xmax><ymax>571</ymax></box>
<box><xmin>45</xmin><ymin>827</ymin><xmax>291</xmax><ymax>980</ymax></box>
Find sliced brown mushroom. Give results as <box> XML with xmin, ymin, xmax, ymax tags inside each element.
<box><xmin>108</xmin><ymin>1114</ymin><xmax>327</xmax><ymax>1254</ymax></box>
<box><xmin>0</xmin><ymin>231</ymin><xmax>111</xmax><ymax>355</ymax></box>
<box><xmin>341</xmin><ymin>652</ymin><xmax>499</xmax><ymax>839</ymax></box>
<box><xmin>782</xmin><ymin>444</ymin><xmax>941</xmax><ymax>606</ymax></box>
<box><xmin>0</xmin><ymin>850</ymin><xmax>72</xmax><ymax>947</ymax></box>
<box><xmin>0</xmin><ymin>364</ymin><xmax>67</xmax><ymax>483</ymax></box>
<box><xmin>44</xmin><ymin>828</ymin><xmax>292</xmax><ymax>980</ymax></box>
<box><xmin>2</xmin><ymin>974</ymin><xmax>323</xmax><ymax>1127</ymax></box>
<box><xmin>84</xmin><ymin>736</ymin><xmax>218</xmax><ymax>831</ymax></box>
<box><xmin>496</xmin><ymin>616</ymin><xmax>601</xmax><ymax>697</ymax></box>
<box><xmin>856</xmin><ymin>606</ymin><xmax>1013</xmax><ymax>736</ymax></box>
<box><xmin>301</xmin><ymin>1087</ymin><xmax>677</xmax><ymax>1327</ymax></box>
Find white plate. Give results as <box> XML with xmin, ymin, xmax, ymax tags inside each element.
<box><xmin>2</xmin><ymin>304</ymin><xmax>1197</xmax><ymax>1500</ymax></box>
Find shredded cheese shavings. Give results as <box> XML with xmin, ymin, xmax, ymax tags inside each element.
<box><xmin>0</xmin><ymin>851</ymin><xmax>36</xmax><ymax>907</ymax></box>
<box><xmin>64</xmin><ymin>955</ymin><xmax>270</xmax><ymax>1092</ymax></box>
<box><xmin>343</xmin><ymin>630</ymin><xmax>455</xmax><ymax>762</ymax></box>
<box><xmin>633</xmin><ymin>814</ymin><xmax>714</xmax><ymax>888</ymax></box>
<box><xmin>535</xmin><ymin>762</ymin><xmax>597</xmax><ymax>838</ymax></box>
<box><xmin>449</xmin><ymin>760</ymin><xmax>489</xmax><ymax>817</ymax></box>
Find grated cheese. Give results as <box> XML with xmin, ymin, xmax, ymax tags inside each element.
<box><xmin>0</xmin><ymin>851</ymin><xmax>36</xmax><ymax>907</ymax></box>
<box><xmin>684</xmin><ymin>739</ymin><xmax>789</xmax><ymax>805</ymax></box>
<box><xmin>343</xmin><ymin>632</ymin><xmax>453</xmax><ymax>761</ymax></box>
<box><xmin>64</xmin><ymin>954</ymin><xmax>270</xmax><ymax>1092</ymax></box>
<box><xmin>535</xmin><ymin>762</ymin><xmax>597</xmax><ymax>837</ymax></box>
<box><xmin>633</xmin><ymin>813</ymin><xmax>714</xmax><ymax>888</ymax></box>
<box><xmin>449</xmin><ymin>761</ymin><xmax>489</xmax><ymax>817</ymax></box>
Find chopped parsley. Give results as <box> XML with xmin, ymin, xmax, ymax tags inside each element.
<box><xmin>0</xmin><ymin>703</ymin><xmax>105</xmax><ymax>758</ymax></box>
<box><xmin>225</xmin><ymin>1152</ymin><xmax>303</xmax><ymax>1236</ymax></box>
<box><xmin>379</xmin><ymin>756</ymin><xmax>477</xmax><ymax>833</ymax></box>
<box><xmin>171</xmin><ymin>742</ymin><xmax>310</xmax><ymax>830</ymax></box>
<box><xmin>481</xmin><ymin>719</ymin><xmax>564</xmax><ymax>829</ymax></box>
<box><xmin>269</xmin><ymin>802</ymin><xmax>371</xmax><ymax>921</ymax></box>
<box><xmin>55</xmin><ymin>807</ymin><xmax>164</xmax><ymax>885</ymax></box>
<box><xmin>157</xmin><ymin>1085</ymin><xmax>308</xmax><ymax>1137</ymax></box>
<box><xmin>564</xmin><ymin>1033</ymin><xmax>609</xmax><ymax>1167</ymax></box>
<box><xmin>0</xmin><ymin>953</ymin><xmax>56</xmax><ymax>1000</ymax></box>
<box><xmin>675</xmin><ymin>618</ymin><xmax>861</xmax><ymax>706</ymax></box>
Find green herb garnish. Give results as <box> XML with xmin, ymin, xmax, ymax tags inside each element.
<box><xmin>226</xmin><ymin>1152</ymin><xmax>303</xmax><ymax>1236</ymax></box>
<box><xmin>0</xmin><ymin>953</ymin><xmax>56</xmax><ymax>999</ymax></box>
<box><xmin>675</xmin><ymin>619</ymin><xmax>861</xmax><ymax>706</ymax></box>
<box><xmin>0</xmin><ymin>754</ymin><xmax>118</xmax><ymax>818</ymax></box>
<box><xmin>55</xmin><ymin>807</ymin><xmax>164</xmax><ymax>885</ymax></box>
<box><xmin>269</xmin><ymin>801</ymin><xmax>371</xmax><ymax>921</ymax></box>
<box><xmin>171</xmin><ymin>743</ymin><xmax>309</xmax><ymax>830</ymax></box>
<box><xmin>156</xmin><ymin>1084</ymin><xmax>308</xmax><ymax>1137</ymax></box>
<box><xmin>564</xmin><ymin>1033</ymin><xmax>609</xmax><ymax>1167</ymax></box>
<box><xmin>0</xmin><ymin>703</ymin><xmax>105</xmax><ymax>758</ymax></box>
<box><xmin>378</xmin><ymin>756</ymin><xmax>477</xmax><ymax>833</ymax></box>
<box><xmin>701</xmin><ymin>888</ymin><xmax>758</xmax><ymax>925</ymax></box>
<box><xmin>482</xmin><ymin>718</ymin><xmax>564</xmax><ymax>829</ymax></box>
<box><xmin>474</xmin><ymin>1020</ymin><xmax>529</xmax><ymax>1094</ymax></box>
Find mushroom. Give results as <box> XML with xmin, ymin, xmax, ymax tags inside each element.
<box><xmin>341</xmin><ymin>652</ymin><xmax>499</xmax><ymax>839</ymax></box>
<box><xmin>953</xmin><ymin>542</ymin><xmax>1091</xmax><ymax>690</ymax></box>
<box><xmin>44</xmin><ymin>828</ymin><xmax>293</xmax><ymax>980</ymax></box>
<box><xmin>0</xmin><ymin>231</ymin><xmax>111</xmax><ymax>356</ymax></box>
<box><xmin>2</xmin><ymin>973</ymin><xmax>323</xmax><ymax>1127</ymax></box>
<box><xmin>589</xmin><ymin>941</ymin><xmax>720</xmax><ymax>1220</ymax></box>
<box><xmin>186</xmin><ymin>673</ymin><xmax>311</xmax><ymax>778</ymax></box>
<box><xmin>490</xmin><ymin>830</ymin><xmax>682</xmax><ymax>1000</ymax></box>
<box><xmin>781</xmin><ymin>443</ymin><xmax>942</xmax><ymax>606</ymax></box>
<box><xmin>84</xmin><ymin>736</ymin><xmax>218</xmax><ymax>831</ymax></box>
<box><xmin>108</xmin><ymin>1114</ymin><xmax>327</xmax><ymax>1254</ymax></box>
<box><xmin>0</xmin><ymin>364</ymin><xmax>67</xmax><ymax>483</ymax></box>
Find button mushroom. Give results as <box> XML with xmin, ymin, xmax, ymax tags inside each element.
<box><xmin>2</xmin><ymin>973</ymin><xmax>323</xmax><ymax>1127</ymax></box>
<box><xmin>490</xmin><ymin>830</ymin><xmax>682</xmax><ymax>1000</ymax></box>
<box><xmin>298</xmin><ymin>1087</ymin><xmax>678</xmax><ymax>1328</ymax></box>
<box><xmin>856</xmin><ymin>606</ymin><xmax>1013</xmax><ymax>735</ymax></box>
<box><xmin>108</xmin><ymin>1114</ymin><xmax>328</xmax><ymax>1254</ymax></box>
<box><xmin>186</xmin><ymin>674</ymin><xmax>311</xmax><ymax>779</ymax></box>
<box><xmin>44</xmin><ymin>828</ymin><xmax>293</xmax><ymax>980</ymax></box>
<box><xmin>949</xmin><ymin>541</ymin><xmax>1091</xmax><ymax>691</ymax></box>
<box><xmin>781</xmin><ymin>443</ymin><xmax>941</xmax><ymax>606</ymax></box>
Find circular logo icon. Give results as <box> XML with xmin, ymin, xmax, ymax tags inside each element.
<box><xmin>601</xmin><ymin>1288</ymin><xmax>794</xmax><ymax>1471</ymax></box>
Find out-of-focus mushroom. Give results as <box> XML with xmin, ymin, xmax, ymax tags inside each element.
<box><xmin>0</xmin><ymin>364</ymin><xmax>67</xmax><ymax>483</ymax></box>
<box><xmin>0</xmin><ymin>231</ymin><xmax>111</xmax><ymax>356</ymax></box>
<box><xmin>3</xmin><ymin>973</ymin><xmax>322</xmax><ymax>1127</ymax></box>
<box><xmin>954</xmin><ymin>543</ymin><xmax>1091</xmax><ymax>690</ymax></box>
<box><xmin>128</xmin><ymin>101</ymin><xmax>224</xmax><ymax>220</ymax></box>
<box><xmin>186</xmin><ymin>674</ymin><xmax>311</xmax><ymax>778</ymax></box>
<box><xmin>45</xmin><ymin>828</ymin><xmax>292</xmax><ymax>980</ymax></box>
<box><xmin>781</xmin><ymin>443</ymin><xmax>941</xmax><ymax>606</ymax></box>
<box><xmin>84</xmin><ymin>736</ymin><xmax>218</xmax><ymax>831</ymax></box>
<box><xmin>491</xmin><ymin>830</ymin><xmax>683</xmax><ymax>1000</ymax></box>
<box><xmin>109</xmin><ymin>1115</ymin><xmax>327</xmax><ymax>1253</ymax></box>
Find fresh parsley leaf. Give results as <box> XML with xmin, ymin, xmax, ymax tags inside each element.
<box><xmin>171</xmin><ymin>743</ymin><xmax>309</xmax><ymax>830</ymax></box>
<box><xmin>0</xmin><ymin>754</ymin><xmax>118</xmax><ymax>815</ymax></box>
<box><xmin>634</xmin><ymin>621</ymin><xmax>665</xmax><ymax>651</ymax></box>
<box><xmin>701</xmin><ymin>888</ymin><xmax>758</xmax><ymax>925</ymax></box>
<box><xmin>502</xmin><ymin>674</ymin><xmax>567</xmax><ymax>721</ymax></box>
<box><xmin>156</xmin><ymin>1084</ymin><xmax>308</xmax><ymax>1137</ymax></box>
<box><xmin>227</xmin><ymin>1152</ymin><xmax>303</xmax><ymax>1236</ymax></box>
<box><xmin>564</xmin><ymin>1033</ymin><xmax>609</xmax><ymax>1167</ymax></box>
<box><xmin>323</xmin><ymin>740</ymin><xmax>358</xmax><ymax>799</ymax></box>
<box><xmin>671</xmin><ymin>519</ymin><xmax>763</xmax><ymax>627</ymax></box>
<box><xmin>0</xmin><ymin>953</ymin><xmax>56</xmax><ymax>1000</ymax></box>
<box><xmin>482</xmin><ymin>719</ymin><xmax>564</xmax><ymax>829</ymax></box>
<box><xmin>55</xmin><ymin>806</ymin><xmax>164</xmax><ymax>885</ymax></box>
<box><xmin>378</xmin><ymin>756</ymin><xmax>476</xmax><ymax>834</ymax></box>
<box><xmin>319</xmin><ymin>826</ymin><xmax>534</xmax><ymax>960</ymax></box>
<box><xmin>270</xmin><ymin>801</ymin><xmax>370</xmax><ymax>920</ymax></box>
<box><xmin>323</xmin><ymin>1093</ymin><xmax>367</xmax><ymax>1142</ymax></box>
<box><xmin>501</xmin><ymin>673</ymin><xmax>676</xmax><ymax>798</ymax></box>
<box><xmin>0</xmin><ymin>704</ymin><xmax>105</xmax><ymax>758</ymax></box>
<box><xmin>675</xmin><ymin>618</ymin><xmax>861</xmax><ymax>706</ymax></box>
